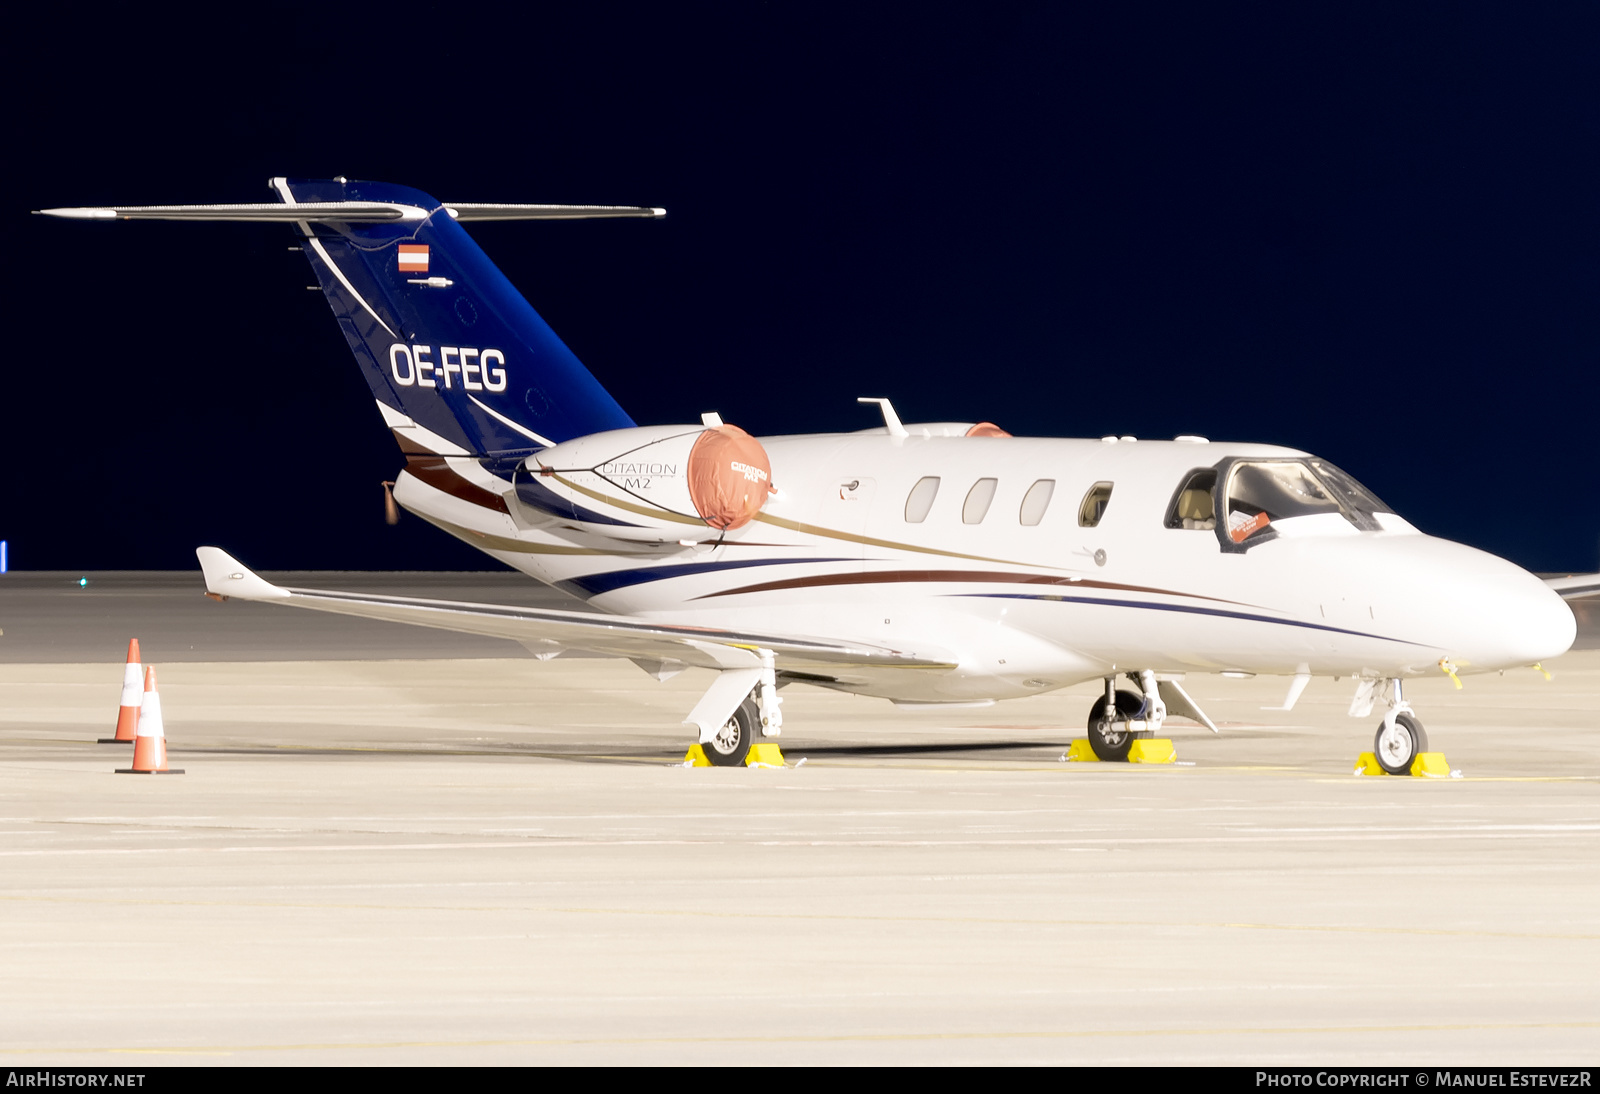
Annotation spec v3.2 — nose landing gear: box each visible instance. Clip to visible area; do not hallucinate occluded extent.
[1374,711,1429,775]
[1353,677,1431,776]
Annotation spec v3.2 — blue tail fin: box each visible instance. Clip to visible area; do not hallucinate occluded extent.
[276,178,636,457]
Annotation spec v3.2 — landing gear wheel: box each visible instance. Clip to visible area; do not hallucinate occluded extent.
[704,698,758,767]
[1374,712,1428,776]
[1086,689,1147,762]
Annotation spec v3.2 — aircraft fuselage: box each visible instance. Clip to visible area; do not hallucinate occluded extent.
[395,429,1575,705]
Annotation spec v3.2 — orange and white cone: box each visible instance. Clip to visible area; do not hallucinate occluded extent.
[116,667,184,775]
[99,639,143,744]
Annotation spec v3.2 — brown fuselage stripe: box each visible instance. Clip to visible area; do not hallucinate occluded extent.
[405,456,510,514]
[694,569,1250,605]
[393,432,435,456]
[419,513,641,556]
[393,449,1240,608]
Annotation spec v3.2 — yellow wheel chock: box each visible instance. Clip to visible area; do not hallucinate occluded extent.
[682,742,786,767]
[1065,739,1176,763]
[745,743,786,768]
[1354,751,1456,777]
[1128,739,1176,764]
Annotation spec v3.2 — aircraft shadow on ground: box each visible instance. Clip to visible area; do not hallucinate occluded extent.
[165,740,1059,762]
[778,740,1049,758]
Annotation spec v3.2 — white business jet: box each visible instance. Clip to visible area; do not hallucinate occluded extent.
[40,179,1584,773]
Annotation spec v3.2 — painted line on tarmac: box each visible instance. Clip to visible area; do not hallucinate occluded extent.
[38,807,1598,826]
[1,893,1596,942]
[3,822,1598,858]
[4,1019,1599,1057]
[14,740,1600,780]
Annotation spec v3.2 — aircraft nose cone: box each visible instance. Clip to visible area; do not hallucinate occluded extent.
[1362,536,1576,669]
[1445,551,1575,667]
[1505,578,1578,664]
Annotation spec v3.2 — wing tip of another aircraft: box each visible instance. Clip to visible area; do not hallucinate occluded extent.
[195,546,291,601]
[34,207,118,219]
[1545,573,1600,600]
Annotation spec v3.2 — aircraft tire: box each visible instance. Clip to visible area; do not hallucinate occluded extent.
[704,697,758,767]
[1086,690,1146,762]
[1373,712,1429,776]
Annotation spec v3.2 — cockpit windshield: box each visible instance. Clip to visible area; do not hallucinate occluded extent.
[1306,460,1392,530]
[1222,460,1394,543]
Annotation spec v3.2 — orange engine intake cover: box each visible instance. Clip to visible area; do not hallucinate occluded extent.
[687,425,773,530]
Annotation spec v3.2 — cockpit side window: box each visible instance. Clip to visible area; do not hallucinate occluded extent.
[1165,469,1216,530]
[1078,482,1113,527]
[1223,461,1341,543]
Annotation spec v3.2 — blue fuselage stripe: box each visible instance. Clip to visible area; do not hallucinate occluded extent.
[559,558,853,599]
[515,476,640,527]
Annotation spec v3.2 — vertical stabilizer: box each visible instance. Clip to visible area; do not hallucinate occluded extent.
[275,177,637,457]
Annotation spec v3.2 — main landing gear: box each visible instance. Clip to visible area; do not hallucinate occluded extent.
[1086,671,1166,761]
[1086,688,1148,761]
[686,649,785,767]
[703,697,760,767]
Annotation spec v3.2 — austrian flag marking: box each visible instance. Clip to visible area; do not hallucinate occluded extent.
[397,244,429,272]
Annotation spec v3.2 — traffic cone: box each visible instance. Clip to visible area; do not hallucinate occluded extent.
[116,667,184,775]
[99,639,143,743]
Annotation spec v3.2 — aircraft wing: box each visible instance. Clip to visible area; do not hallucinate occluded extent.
[1545,574,1600,600]
[195,547,955,676]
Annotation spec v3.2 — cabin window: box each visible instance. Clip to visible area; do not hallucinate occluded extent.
[963,478,998,524]
[904,476,940,523]
[1165,469,1217,530]
[1223,461,1342,543]
[1018,479,1055,526]
[1078,481,1113,527]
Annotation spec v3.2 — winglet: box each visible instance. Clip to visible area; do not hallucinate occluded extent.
[195,547,291,601]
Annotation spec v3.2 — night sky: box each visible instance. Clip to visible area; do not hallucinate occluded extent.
[4,4,1596,573]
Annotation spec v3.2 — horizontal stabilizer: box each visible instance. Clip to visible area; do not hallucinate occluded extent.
[37,202,664,224]
[36,202,429,223]
[444,204,665,221]
[194,547,955,675]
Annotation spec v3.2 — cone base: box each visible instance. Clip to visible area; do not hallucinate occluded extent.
[114,768,186,775]
[98,737,138,744]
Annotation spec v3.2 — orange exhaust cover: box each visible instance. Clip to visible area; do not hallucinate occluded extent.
[687,425,773,531]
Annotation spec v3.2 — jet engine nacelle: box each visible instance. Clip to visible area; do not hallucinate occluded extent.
[513,424,775,543]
